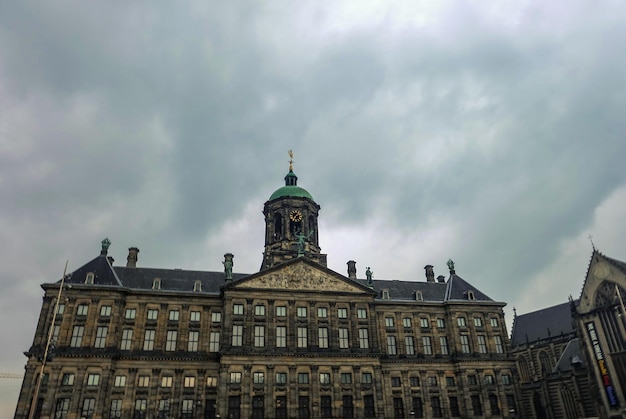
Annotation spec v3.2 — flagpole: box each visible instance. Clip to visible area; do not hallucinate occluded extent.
[28,261,68,419]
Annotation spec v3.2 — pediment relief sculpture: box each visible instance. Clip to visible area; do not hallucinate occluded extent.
[238,264,360,292]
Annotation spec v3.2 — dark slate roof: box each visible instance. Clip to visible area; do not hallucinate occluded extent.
[510,301,577,347]
[444,274,493,302]
[64,252,122,287]
[356,279,447,302]
[553,338,586,373]
[114,267,248,293]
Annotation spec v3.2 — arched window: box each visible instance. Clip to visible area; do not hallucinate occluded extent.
[518,356,531,382]
[538,351,553,375]
[273,213,283,240]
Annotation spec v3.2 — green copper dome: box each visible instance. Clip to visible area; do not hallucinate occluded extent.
[268,170,314,201]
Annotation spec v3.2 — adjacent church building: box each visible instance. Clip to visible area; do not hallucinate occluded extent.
[16,161,518,418]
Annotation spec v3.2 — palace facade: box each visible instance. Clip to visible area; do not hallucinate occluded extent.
[16,164,518,418]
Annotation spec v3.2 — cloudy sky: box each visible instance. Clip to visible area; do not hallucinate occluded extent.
[1,0,626,413]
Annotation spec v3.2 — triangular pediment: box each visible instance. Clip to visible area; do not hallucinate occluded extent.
[230,259,374,294]
[578,250,626,313]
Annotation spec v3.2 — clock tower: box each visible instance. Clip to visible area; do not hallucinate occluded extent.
[261,153,327,270]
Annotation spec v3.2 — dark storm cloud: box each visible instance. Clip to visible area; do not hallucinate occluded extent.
[1,1,626,414]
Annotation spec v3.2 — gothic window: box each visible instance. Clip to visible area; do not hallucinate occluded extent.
[539,351,553,375]
[518,356,531,382]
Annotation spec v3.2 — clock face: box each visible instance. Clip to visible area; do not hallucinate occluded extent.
[289,210,303,222]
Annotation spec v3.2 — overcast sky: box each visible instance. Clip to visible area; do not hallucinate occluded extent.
[1,0,626,414]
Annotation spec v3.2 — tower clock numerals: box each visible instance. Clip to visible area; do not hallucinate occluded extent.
[289,210,303,222]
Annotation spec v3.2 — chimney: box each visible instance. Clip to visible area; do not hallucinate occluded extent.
[347,260,357,279]
[126,247,139,268]
[437,275,446,283]
[424,265,435,283]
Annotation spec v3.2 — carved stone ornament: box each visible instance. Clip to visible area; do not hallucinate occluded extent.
[239,263,361,292]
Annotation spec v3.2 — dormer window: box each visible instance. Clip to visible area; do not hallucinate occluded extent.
[467,290,475,300]
[193,280,202,292]
[382,289,390,300]
[414,291,423,301]
[152,278,161,290]
[85,272,95,285]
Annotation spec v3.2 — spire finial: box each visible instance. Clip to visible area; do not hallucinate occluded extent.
[288,149,294,172]
[588,233,596,251]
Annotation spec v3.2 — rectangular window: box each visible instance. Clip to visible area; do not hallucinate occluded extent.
[297,307,307,318]
[184,376,195,388]
[410,376,420,387]
[460,335,470,353]
[55,398,70,417]
[428,376,438,386]
[298,372,309,384]
[275,372,287,385]
[364,395,375,418]
[114,375,126,387]
[362,372,373,384]
[478,335,487,353]
[494,336,504,353]
[357,308,368,319]
[211,312,222,323]
[206,376,218,387]
[502,374,511,385]
[489,394,501,415]
[422,336,432,355]
[446,376,455,386]
[297,327,308,348]
[440,336,449,355]
[318,327,328,348]
[209,331,220,352]
[147,309,158,320]
[232,325,243,346]
[412,397,423,418]
[340,373,352,384]
[143,329,156,351]
[468,375,478,385]
[457,317,466,327]
[405,336,415,355]
[188,330,199,352]
[403,317,412,328]
[343,395,354,418]
[94,326,108,348]
[359,328,369,349]
[110,400,122,418]
[321,395,332,418]
[124,308,136,319]
[474,317,483,327]
[190,311,201,322]
[233,304,244,315]
[276,306,286,317]
[86,373,100,386]
[485,375,495,385]
[121,329,133,350]
[168,310,179,321]
[81,398,96,417]
[255,305,265,316]
[387,336,397,355]
[437,318,445,328]
[76,304,89,316]
[254,326,265,347]
[299,396,310,418]
[385,317,394,327]
[70,326,84,347]
[100,305,112,317]
[338,308,348,319]
[276,326,286,348]
[339,328,349,349]
[135,399,147,414]
[393,397,404,418]
[230,372,242,384]
[161,376,173,387]
[490,317,499,327]
[56,304,65,315]
[320,372,331,385]
[471,395,483,416]
[182,399,194,414]
[431,396,442,417]
[138,375,150,387]
[61,373,75,386]
[253,372,265,384]
[166,330,177,351]
[449,396,460,417]
[317,307,328,318]
[51,324,60,343]
[420,318,429,328]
